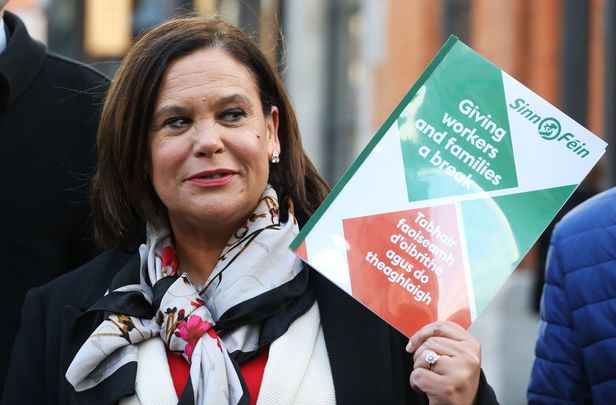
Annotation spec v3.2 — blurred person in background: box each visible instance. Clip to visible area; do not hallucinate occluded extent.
[2,16,498,405]
[528,187,616,403]
[532,184,597,313]
[0,0,108,394]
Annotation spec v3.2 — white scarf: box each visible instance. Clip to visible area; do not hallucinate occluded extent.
[66,186,308,404]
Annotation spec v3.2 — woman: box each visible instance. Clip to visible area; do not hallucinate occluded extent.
[2,17,497,405]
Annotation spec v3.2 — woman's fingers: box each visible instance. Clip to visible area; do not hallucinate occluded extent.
[414,349,451,374]
[409,350,480,405]
[406,320,468,353]
[410,367,443,393]
[406,320,482,404]
[411,336,457,364]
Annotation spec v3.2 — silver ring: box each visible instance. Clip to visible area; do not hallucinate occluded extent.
[425,350,440,371]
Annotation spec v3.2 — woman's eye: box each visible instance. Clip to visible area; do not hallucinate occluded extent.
[220,108,246,122]
[163,117,190,129]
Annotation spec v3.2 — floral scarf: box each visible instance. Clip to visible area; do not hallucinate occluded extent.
[65,186,315,404]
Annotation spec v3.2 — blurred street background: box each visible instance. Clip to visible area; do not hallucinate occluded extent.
[6,0,615,403]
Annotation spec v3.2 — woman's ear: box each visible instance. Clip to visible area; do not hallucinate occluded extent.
[266,106,281,158]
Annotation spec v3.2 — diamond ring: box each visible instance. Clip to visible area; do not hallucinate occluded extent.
[425,350,440,371]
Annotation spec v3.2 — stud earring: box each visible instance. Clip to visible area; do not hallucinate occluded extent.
[271,152,280,164]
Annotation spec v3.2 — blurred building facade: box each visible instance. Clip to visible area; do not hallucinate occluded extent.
[7,0,612,310]
[8,0,613,185]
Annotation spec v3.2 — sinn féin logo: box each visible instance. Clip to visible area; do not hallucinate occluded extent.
[538,117,561,140]
[508,98,589,158]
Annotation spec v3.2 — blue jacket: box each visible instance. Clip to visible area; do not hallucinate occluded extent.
[528,187,616,403]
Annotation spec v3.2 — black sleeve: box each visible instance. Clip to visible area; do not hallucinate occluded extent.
[1,287,48,404]
[476,369,499,404]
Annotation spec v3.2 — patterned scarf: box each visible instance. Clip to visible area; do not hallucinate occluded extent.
[66,186,315,404]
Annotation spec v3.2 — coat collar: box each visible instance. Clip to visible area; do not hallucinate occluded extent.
[313,269,386,402]
[0,11,46,109]
[313,269,421,404]
[60,247,143,405]
[0,18,7,54]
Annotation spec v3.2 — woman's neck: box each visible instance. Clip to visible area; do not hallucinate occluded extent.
[170,219,237,286]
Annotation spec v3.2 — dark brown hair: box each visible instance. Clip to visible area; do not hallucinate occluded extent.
[92,16,330,248]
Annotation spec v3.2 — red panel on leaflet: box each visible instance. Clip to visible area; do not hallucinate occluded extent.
[342,204,471,337]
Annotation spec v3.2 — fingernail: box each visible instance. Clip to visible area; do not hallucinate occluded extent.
[406,339,414,352]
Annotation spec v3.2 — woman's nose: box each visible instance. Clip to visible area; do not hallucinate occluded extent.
[193,122,224,157]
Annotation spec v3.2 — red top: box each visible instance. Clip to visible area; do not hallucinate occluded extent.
[167,347,269,405]
[166,351,191,397]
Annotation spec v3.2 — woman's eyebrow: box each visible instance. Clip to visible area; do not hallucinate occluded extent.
[216,93,251,106]
[151,105,190,122]
[152,94,252,122]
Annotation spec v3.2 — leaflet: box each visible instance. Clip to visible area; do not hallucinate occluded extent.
[290,36,607,337]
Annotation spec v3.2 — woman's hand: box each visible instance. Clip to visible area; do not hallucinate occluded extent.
[406,320,481,405]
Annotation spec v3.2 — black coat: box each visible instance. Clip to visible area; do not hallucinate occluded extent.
[0,11,109,391]
[1,241,498,404]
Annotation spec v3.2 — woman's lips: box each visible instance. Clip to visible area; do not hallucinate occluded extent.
[187,170,235,187]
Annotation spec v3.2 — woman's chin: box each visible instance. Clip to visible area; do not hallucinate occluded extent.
[171,206,247,232]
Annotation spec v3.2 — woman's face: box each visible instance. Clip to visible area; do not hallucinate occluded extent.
[148,47,280,236]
